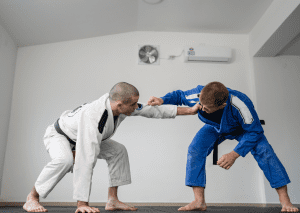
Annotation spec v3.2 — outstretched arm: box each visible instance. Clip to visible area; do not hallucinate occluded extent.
[130,102,202,118]
[148,86,203,107]
[177,103,202,115]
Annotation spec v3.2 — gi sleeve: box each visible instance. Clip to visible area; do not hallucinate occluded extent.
[73,109,104,202]
[130,103,177,118]
[160,85,203,106]
[232,96,264,157]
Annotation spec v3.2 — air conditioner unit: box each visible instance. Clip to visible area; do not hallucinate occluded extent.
[184,45,232,62]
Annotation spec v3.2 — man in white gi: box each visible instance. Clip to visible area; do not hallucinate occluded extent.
[23,82,201,213]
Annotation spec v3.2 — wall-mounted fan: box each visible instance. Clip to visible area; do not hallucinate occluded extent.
[138,45,160,65]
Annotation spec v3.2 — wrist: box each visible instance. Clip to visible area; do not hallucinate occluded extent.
[231,150,240,158]
[159,97,164,105]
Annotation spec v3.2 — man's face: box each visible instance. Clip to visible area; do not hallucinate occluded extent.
[118,95,139,116]
[200,102,223,114]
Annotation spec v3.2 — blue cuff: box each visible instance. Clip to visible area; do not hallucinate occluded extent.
[233,147,246,158]
[160,96,168,105]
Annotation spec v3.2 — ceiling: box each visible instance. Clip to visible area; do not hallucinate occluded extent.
[277,19,300,56]
[0,0,274,47]
[0,0,298,56]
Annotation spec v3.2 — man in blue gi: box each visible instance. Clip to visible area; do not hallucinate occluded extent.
[148,81,298,212]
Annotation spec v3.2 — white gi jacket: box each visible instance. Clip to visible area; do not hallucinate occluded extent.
[57,93,177,202]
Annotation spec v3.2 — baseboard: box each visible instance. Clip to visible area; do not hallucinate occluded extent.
[1,202,296,207]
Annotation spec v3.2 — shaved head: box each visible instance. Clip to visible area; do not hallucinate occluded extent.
[109,82,139,104]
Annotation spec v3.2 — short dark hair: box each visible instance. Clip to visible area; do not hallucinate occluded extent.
[200,81,229,106]
[109,82,139,103]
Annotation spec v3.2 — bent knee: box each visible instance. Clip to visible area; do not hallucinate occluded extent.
[116,143,128,155]
[51,156,73,168]
[188,144,206,156]
[253,140,274,156]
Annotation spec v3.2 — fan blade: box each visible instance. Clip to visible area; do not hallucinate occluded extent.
[149,49,158,56]
[149,56,156,63]
[139,50,146,56]
[141,56,149,63]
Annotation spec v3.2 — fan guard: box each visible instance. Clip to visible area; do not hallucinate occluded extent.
[138,45,159,65]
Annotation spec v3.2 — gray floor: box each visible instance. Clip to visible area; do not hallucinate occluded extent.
[0,206,290,212]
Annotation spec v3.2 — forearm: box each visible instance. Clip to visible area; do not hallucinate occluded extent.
[177,107,195,115]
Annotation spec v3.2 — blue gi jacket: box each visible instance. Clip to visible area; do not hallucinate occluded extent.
[161,85,264,157]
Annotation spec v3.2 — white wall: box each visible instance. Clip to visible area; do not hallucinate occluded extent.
[0,24,17,196]
[252,56,300,204]
[249,0,300,57]
[1,31,263,204]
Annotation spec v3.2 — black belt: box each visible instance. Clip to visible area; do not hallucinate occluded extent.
[213,137,220,165]
[54,119,76,146]
[213,120,265,165]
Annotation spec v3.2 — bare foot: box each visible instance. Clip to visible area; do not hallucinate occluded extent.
[105,199,137,211]
[23,193,48,212]
[178,200,207,211]
[281,201,299,212]
[279,193,299,212]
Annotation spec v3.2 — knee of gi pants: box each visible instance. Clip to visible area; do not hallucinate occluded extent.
[188,143,201,156]
[119,144,129,158]
[112,142,128,158]
[51,156,74,171]
[251,138,274,157]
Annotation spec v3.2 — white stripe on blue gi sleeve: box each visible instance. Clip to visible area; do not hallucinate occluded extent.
[185,93,199,100]
[231,95,254,124]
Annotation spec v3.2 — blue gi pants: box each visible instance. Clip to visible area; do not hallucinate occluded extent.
[186,124,290,189]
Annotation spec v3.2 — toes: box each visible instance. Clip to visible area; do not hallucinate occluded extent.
[128,207,138,211]
[281,206,299,212]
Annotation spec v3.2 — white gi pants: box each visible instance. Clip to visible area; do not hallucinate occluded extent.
[35,124,131,199]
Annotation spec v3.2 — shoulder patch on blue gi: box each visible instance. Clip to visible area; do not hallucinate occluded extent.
[136,103,143,110]
[231,95,254,124]
[98,110,108,134]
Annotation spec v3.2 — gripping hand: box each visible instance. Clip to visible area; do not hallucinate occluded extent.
[147,96,164,106]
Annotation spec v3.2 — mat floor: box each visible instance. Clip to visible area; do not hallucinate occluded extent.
[0,206,293,213]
